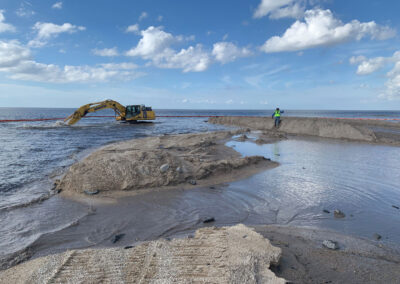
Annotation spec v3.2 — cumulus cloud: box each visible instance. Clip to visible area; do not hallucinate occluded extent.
[0,40,31,68]
[52,2,63,9]
[126,24,140,34]
[212,42,251,64]
[0,40,143,83]
[253,0,305,19]
[261,9,396,53]
[0,10,16,33]
[126,26,175,58]
[349,55,387,75]
[126,26,211,72]
[29,22,86,47]
[92,47,119,57]
[155,45,211,72]
[351,51,400,100]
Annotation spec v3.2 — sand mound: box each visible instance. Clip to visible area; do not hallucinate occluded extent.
[0,224,286,283]
[57,132,276,194]
[210,116,400,145]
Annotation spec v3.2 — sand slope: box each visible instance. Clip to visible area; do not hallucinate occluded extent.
[57,131,277,195]
[0,224,286,284]
[209,116,400,144]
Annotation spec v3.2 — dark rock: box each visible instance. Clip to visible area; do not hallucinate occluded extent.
[124,245,133,249]
[187,234,194,239]
[333,209,345,218]
[188,179,197,185]
[302,167,306,169]
[112,233,125,244]
[275,153,280,156]
[323,209,330,214]
[56,188,62,194]
[373,233,382,241]
[84,189,99,195]
[209,186,215,189]
[392,205,400,210]
[322,240,339,250]
[203,217,215,223]
[53,179,60,187]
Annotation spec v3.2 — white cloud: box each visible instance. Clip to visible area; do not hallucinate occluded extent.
[212,42,251,64]
[349,55,386,75]
[0,40,31,68]
[28,22,86,47]
[126,26,211,72]
[351,51,400,100]
[225,99,234,104]
[269,2,304,19]
[126,26,175,58]
[384,61,400,100]
[15,2,35,18]
[253,0,305,19]
[52,2,63,9]
[0,40,143,83]
[261,9,396,53]
[155,45,211,72]
[139,12,148,21]
[349,55,366,65]
[92,47,119,57]
[126,24,139,34]
[0,10,16,33]
[157,15,163,22]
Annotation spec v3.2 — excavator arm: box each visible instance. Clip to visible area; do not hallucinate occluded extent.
[64,100,127,125]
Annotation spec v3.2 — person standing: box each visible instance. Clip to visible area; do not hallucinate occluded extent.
[271,108,284,128]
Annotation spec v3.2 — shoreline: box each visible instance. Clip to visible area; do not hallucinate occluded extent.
[2,120,400,282]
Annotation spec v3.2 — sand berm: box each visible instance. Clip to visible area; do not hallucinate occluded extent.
[56,130,278,196]
[209,116,400,145]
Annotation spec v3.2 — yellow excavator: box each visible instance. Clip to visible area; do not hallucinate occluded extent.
[64,100,156,125]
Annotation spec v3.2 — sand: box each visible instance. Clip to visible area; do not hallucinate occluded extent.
[56,131,277,196]
[0,224,286,284]
[209,116,400,145]
[255,225,400,284]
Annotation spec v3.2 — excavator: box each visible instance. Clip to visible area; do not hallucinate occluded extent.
[64,100,156,125]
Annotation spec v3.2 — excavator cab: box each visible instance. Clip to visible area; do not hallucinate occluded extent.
[125,105,141,119]
[124,105,154,120]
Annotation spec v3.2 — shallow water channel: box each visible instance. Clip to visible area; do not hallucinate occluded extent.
[2,134,400,261]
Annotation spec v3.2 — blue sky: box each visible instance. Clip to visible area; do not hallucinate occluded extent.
[0,0,400,109]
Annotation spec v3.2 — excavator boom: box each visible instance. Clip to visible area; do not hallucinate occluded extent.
[64,100,155,125]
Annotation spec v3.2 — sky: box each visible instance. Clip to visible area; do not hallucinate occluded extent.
[0,0,400,109]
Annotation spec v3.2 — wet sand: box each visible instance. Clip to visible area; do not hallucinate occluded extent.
[56,130,277,197]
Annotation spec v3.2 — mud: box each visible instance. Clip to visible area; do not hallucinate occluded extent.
[209,116,400,145]
[0,224,286,284]
[57,131,277,196]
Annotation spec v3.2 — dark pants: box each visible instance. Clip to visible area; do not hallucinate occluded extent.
[274,117,280,127]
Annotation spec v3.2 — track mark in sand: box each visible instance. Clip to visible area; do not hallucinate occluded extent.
[0,224,286,283]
